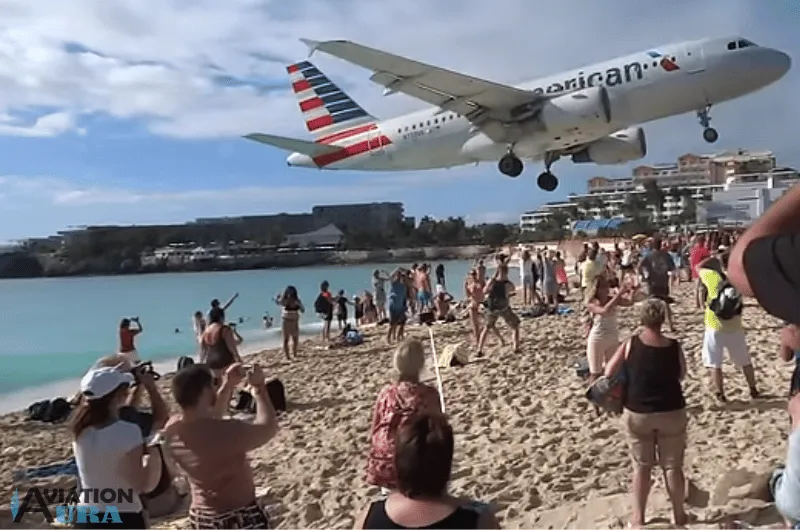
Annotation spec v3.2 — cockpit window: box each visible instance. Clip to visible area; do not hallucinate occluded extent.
[737,39,755,48]
[727,41,736,51]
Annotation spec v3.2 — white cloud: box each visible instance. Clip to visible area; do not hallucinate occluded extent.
[0,0,792,146]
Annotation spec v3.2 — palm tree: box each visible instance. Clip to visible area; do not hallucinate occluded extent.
[642,179,665,220]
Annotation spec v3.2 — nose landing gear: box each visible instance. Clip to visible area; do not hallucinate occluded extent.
[698,105,718,143]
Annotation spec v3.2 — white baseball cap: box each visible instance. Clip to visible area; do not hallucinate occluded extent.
[80,366,134,400]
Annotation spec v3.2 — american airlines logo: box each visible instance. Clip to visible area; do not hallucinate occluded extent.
[530,51,679,96]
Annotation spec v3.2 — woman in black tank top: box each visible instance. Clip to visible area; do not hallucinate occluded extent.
[603,298,688,529]
[356,414,498,530]
[200,308,241,374]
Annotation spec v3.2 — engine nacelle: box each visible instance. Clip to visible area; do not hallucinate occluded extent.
[571,126,647,165]
[539,86,611,133]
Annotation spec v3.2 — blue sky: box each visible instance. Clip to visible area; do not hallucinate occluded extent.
[0,0,797,242]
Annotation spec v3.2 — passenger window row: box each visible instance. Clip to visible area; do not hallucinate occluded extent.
[397,113,460,134]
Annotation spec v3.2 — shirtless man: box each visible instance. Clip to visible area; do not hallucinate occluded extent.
[415,263,433,311]
[464,269,506,347]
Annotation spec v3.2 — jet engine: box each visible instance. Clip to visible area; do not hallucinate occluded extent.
[571,126,647,165]
[539,86,612,134]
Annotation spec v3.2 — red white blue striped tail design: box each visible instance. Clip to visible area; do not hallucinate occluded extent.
[287,60,375,139]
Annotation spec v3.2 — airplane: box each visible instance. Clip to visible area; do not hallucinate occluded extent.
[244,37,791,191]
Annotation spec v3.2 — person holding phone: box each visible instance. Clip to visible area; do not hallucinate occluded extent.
[164,363,277,528]
[119,317,143,364]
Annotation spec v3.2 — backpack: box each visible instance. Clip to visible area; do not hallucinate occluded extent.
[314,293,330,314]
[177,356,194,371]
[708,272,743,320]
[486,280,509,312]
[27,398,72,424]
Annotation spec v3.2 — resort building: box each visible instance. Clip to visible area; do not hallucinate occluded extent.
[519,149,782,231]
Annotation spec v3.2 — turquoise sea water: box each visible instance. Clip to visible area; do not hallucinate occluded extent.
[0,261,473,399]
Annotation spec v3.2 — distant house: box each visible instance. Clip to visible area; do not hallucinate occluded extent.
[283,224,344,248]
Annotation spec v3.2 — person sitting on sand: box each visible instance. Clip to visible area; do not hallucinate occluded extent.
[697,254,760,402]
[434,287,455,321]
[163,363,277,528]
[585,276,634,384]
[200,308,242,378]
[119,317,143,363]
[604,298,689,529]
[71,366,161,529]
[387,269,410,344]
[367,339,441,492]
[359,413,500,529]
[275,285,304,361]
[476,262,520,357]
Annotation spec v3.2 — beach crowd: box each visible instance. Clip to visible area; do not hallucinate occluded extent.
[21,183,800,529]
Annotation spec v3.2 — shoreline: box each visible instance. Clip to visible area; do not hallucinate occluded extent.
[5,245,491,280]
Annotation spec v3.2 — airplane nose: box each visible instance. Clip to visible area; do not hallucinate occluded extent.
[286,152,313,167]
[774,50,792,77]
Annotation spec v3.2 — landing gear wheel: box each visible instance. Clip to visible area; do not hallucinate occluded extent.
[537,171,558,192]
[702,127,719,143]
[498,154,523,177]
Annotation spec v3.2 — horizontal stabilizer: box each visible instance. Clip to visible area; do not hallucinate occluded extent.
[243,133,343,156]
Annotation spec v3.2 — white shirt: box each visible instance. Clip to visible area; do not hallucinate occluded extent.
[73,421,144,512]
[621,249,632,266]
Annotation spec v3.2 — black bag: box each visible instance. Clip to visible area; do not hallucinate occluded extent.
[177,356,194,371]
[267,379,287,412]
[708,272,743,320]
[233,380,287,413]
[314,293,330,314]
[27,398,72,423]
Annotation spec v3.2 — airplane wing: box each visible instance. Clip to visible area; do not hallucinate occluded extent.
[243,133,344,156]
[300,39,541,140]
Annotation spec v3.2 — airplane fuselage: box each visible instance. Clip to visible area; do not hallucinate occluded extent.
[286,36,790,173]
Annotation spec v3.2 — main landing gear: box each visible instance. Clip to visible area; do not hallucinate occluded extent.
[698,105,719,143]
[498,152,523,178]
[497,150,560,191]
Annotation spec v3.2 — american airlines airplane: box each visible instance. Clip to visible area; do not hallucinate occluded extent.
[245,37,790,191]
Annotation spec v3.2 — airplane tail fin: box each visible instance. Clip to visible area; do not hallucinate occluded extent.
[286,60,375,140]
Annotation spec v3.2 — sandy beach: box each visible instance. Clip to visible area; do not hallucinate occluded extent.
[0,281,793,528]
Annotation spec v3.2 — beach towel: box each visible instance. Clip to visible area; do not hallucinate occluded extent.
[13,458,78,481]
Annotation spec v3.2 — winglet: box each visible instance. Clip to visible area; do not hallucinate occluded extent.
[299,38,321,58]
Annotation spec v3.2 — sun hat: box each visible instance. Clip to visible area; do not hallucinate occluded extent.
[80,366,134,400]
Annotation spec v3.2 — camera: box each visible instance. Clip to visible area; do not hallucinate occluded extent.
[132,361,160,381]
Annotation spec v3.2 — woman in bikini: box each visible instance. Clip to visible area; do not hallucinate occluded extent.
[464,269,505,347]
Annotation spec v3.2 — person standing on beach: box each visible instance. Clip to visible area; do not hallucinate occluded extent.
[697,255,759,402]
[639,235,676,332]
[554,251,569,297]
[541,251,559,307]
[477,262,520,357]
[200,308,242,378]
[604,299,689,529]
[585,276,633,384]
[164,363,277,528]
[689,234,711,309]
[415,264,434,312]
[435,263,446,291]
[314,281,334,342]
[387,270,409,344]
[372,270,391,321]
[519,250,534,306]
[208,293,239,321]
[334,289,352,330]
[192,312,206,347]
[119,317,143,363]
[275,286,304,360]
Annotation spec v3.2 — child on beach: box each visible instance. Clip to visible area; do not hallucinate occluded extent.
[334,290,352,329]
[314,281,334,342]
